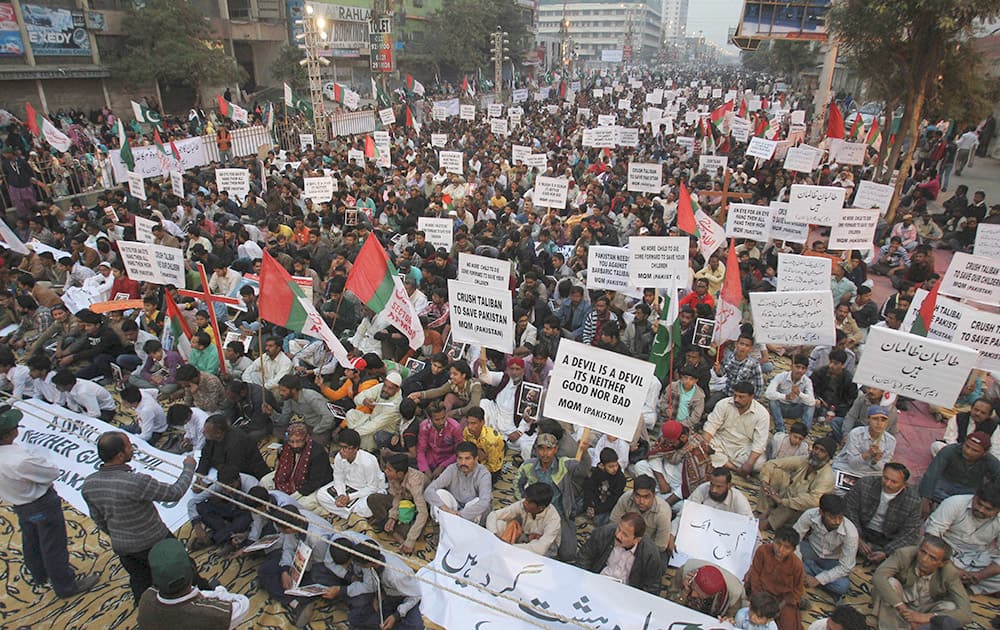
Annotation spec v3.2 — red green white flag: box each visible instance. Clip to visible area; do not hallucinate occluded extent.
[910,280,940,337]
[713,239,743,344]
[25,102,71,153]
[162,291,192,359]
[216,95,248,123]
[258,251,351,365]
[345,236,425,349]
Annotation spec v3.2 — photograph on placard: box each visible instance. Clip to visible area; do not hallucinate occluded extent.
[518,382,544,423]
[694,318,716,349]
[443,333,468,363]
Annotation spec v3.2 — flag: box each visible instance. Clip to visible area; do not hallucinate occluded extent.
[737,98,747,119]
[713,240,743,344]
[866,117,881,147]
[371,78,390,108]
[910,281,940,337]
[345,236,425,349]
[405,74,424,96]
[216,95,248,123]
[461,76,471,97]
[889,113,902,144]
[826,102,845,139]
[25,103,71,153]
[263,102,274,131]
[364,134,376,158]
[116,118,135,172]
[259,251,351,364]
[130,100,162,128]
[152,129,173,174]
[699,118,716,155]
[649,294,682,382]
[849,113,864,141]
[284,82,294,108]
[168,137,181,162]
[406,107,421,134]
[710,101,732,134]
[162,291,192,359]
[677,181,698,236]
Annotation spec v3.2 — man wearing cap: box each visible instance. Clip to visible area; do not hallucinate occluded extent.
[343,371,403,451]
[265,374,338,447]
[0,407,100,598]
[919,431,1000,516]
[831,405,896,481]
[634,420,713,504]
[258,423,332,513]
[759,437,837,531]
[670,561,744,618]
[577,512,665,594]
[925,483,1000,595]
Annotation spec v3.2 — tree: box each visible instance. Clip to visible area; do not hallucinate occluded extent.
[110,0,246,103]
[422,0,530,79]
[828,0,1000,220]
[270,44,308,91]
[742,40,820,88]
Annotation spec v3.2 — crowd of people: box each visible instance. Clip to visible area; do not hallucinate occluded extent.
[0,64,999,630]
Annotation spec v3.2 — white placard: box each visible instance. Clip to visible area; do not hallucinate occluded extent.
[676,136,695,158]
[14,400,194,533]
[583,126,617,148]
[457,252,511,288]
[459,104,475,121]
[169,170,184,198]
[711,88,723,99]
[627,236,689,288]
[597,114,616,127]
[852,180,895,214]
[303,176,336,203]
[698,155,728,173]
[511,88,528,103]
[627,162,663,194]
[134,216,157,244]
[790,110,806,125]
[786,184,846,225]
[533,176,568,209]
[487,103,503,118]
[903,290,1000,372]
[725,203,773,241]
[511,144,531,164]
[745,137,777,160]
[525,153,547,170]
[431,133,448,148]
[616,127,639,147]
[509,112,522,127]
[693,209,727,260]
[490,118,509,136]
[439,150,464,175]
[432,106,447,121]
[542,339,656,441]
[347,148,365,167]
[854,326,978,407]
[731,117,751,143]
[417,217,454,251]
[645,88,663,105]
[587,245,631,292]
[127,171,146,201]
[769,201,810,243]
[974,223,1000,259]
[783,146,816,173]
[378,108,396,126]
[750,290,836,346]
[831,139,866,165]
[940,253,1000,305]
[116,240,185,287]
[299,133,314,150]
[448,281,514,354]
[593,88,605,99]
[577,107,591,119]
[829,209,879,250]
[675,502,758,580]
[618,98,632,111]
[777,253,831,292]
[215,168,251,201]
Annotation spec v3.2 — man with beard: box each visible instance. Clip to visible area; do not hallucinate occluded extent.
[343,372,403,451]
[844,463,922,565]
[477,356,537,457]
[581,295,619,346]
[634,421,714,505]
[423,441,492,523]
[258,423,332,513]
[924,483,1000,595]
[577,512,664,594]
[759,437,837,531]
[793,493,858,601]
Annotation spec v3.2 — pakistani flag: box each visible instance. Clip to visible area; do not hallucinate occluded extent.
[649,294,682,382]
[117,118,135,172]
[131,100,162,128]
[284,83,313,117]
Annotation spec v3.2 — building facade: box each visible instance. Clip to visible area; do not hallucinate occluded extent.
[536,0,663,69]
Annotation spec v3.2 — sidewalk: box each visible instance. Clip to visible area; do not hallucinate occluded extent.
[939,156,1000,206]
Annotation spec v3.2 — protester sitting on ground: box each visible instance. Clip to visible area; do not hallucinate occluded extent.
[195,414,269,481]
[918,432,1000,516]
[793,493,858,603]
[130,339,183,397]
[924,483,1000,595]
[768,423,810,460]
[265,374,339,447]
[120,385,167,445]
[423,441,492,523]
[365,454,428,555]
[315,429,385,520]
[765,355,816,432]
[634,420,714,503]
[830,405,896,483]
[461,407,505,480]
[669,560,746,619]
[609,475,672,566]
[342,371,403,451]
[577,512,665,594]
[582,447,627,526]
[706,333,764,412]
[258,422,332,513]
[486,481,561,557]
[744,526,805,630]
[661,365,707,428]
[702,380,770,477]
[844,463,922,566]
[51,368,117,422]
[830,386,896,443]
[931,398,999,458]
[759,437,837,531]
[169,364,226,414]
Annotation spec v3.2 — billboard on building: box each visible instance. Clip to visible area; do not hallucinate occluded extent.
[0,3,24,56]
[369,16,394,72]
[736,0,831,41]
[22,4,91,56]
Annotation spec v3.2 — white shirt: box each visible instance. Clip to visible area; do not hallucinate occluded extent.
[184,407,209,451]
[793,507,859,586]
[957,130,979,151]
[832,427,896,477]
[0,443,60,505]
[134,388,168,442]
[66,378,117,416]
[686,482,754,517]
[332,449,386,499]
[31,371,64,406]
[925,494,1000,555]
[764,371,816,407]
[241,351,293,390]
[867,489,902,533]
[3,364,34,400]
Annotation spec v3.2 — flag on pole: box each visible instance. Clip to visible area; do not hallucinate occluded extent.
[910,281,940,337]
[849,113,864,141]
[364,134,376,158]
[406,107,421,134]
[130,100,162,128]
[345,236,425,349]
[738,98,747,119]
[677,181,699,237]
[25,103,71,153]
[826,102,845,139]
[648,293,682,382]
[152,129,174,173]
[405,74,424,96]
[116,118,135,172]
[371,77,390,108]
[259,251,351,365]
[713,240,743,344]
[162,291,192,359]
[216,95,248,123]
[263,101,274,131]
[866,117,881,147]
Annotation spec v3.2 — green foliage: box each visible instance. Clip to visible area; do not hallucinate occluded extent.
[270,44,308,91]
[110,0,246,90]
[423,0,531,76]
[741,41,820,84]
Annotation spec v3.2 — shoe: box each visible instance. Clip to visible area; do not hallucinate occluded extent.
[294,600,317,628]
[60,573,100,598]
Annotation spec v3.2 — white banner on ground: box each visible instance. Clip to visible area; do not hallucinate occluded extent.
[417,217,453,252]
[135,215,157,244]
[127,171,146,201]
[903,289,1000,372]
[459,105,475,121]
[303,176,336,203]
[448,281,514,354]
[675,502,758,579]
[543,339,656,441]
[110,136,205,181]
[746,137,777,160]
[214,168,251,201]
[587,245,631,292]
[769,201,810,244]
[378,108,395,126]
[853,180,894,214]
[627,162,662,194]
[829,209,880,250]
[0,218,29,254]
[786,184,846,225]
[750,290,836,346]
[169,170,184,198]
[431,133,447,148]
[533,176,569,209]
[627,236,689,288]
[116,241,186,287]
[777,253,831,292]
[940,252,1000,305]
[698,155,728,173]
[439,150,463,175]
[725,203,773,241]
[457,252,511,288]
[418,512,728,630]
[974,223,1000,259]
[854,326,978,407]
[14,400,194,533]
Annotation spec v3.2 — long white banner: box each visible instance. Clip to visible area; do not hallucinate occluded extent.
[14,399,194,533]
[110,136,206,182]
[417,511,732,630]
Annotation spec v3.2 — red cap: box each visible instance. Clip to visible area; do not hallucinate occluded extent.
[661,421,684,441]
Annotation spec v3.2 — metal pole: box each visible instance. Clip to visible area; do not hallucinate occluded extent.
[304,6,328,143]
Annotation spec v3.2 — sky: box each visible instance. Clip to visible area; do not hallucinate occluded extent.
[685,0,744,49]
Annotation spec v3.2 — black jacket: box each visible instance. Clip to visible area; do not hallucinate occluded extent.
[197,427,269,479]
[576,523,664,594]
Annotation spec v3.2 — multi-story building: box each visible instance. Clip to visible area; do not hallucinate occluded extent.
[536,0,663,69]
[661,0,686,41]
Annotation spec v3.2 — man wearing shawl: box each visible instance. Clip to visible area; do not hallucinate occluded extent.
[260,423,332,511]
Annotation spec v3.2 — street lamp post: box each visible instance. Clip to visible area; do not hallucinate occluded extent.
[297,4,331,143]
[493,27,509,102]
